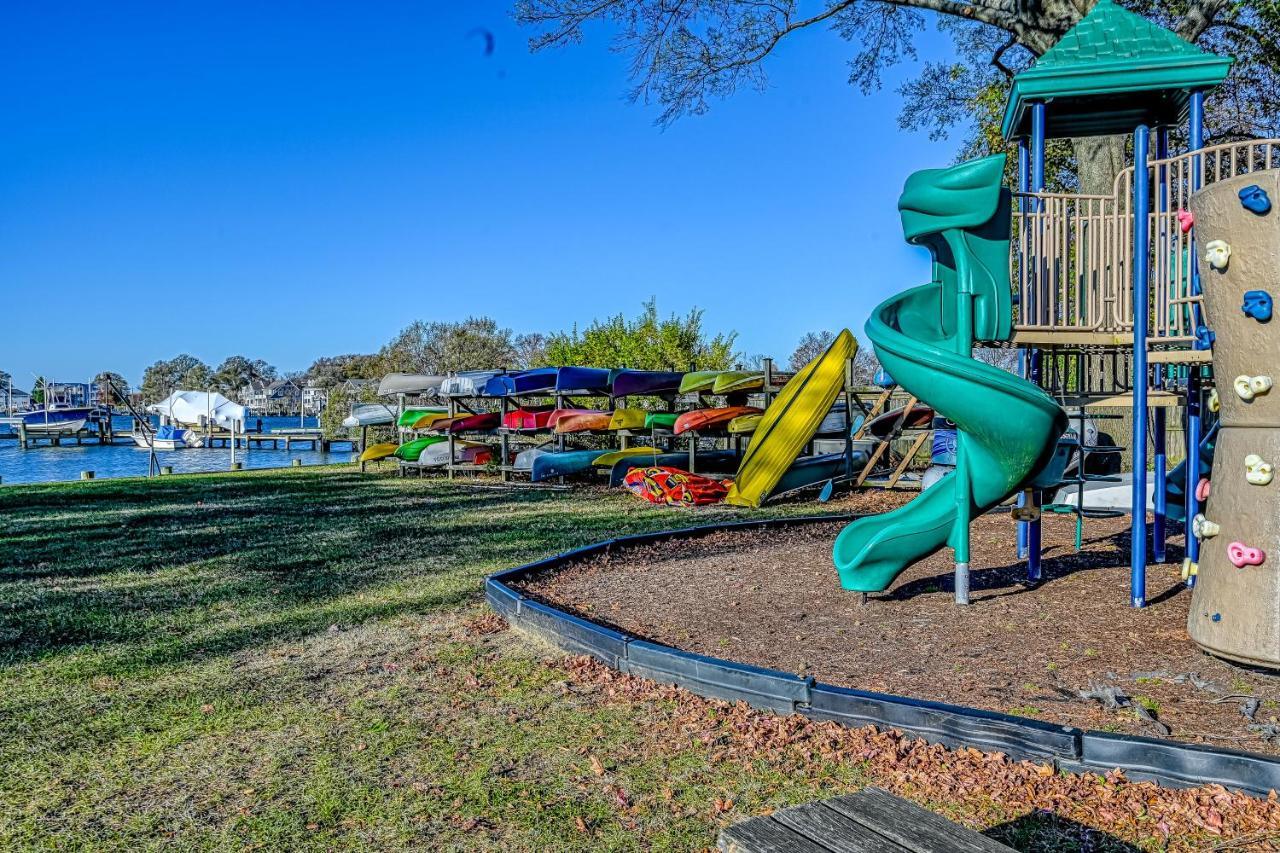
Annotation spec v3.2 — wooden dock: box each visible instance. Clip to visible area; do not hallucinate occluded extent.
[203,429,358,452]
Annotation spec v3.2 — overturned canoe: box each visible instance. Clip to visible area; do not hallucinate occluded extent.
[431,412,501,434]
[531,449,609,482]
[554,411,614,434]
[415,439,493,467]
[673,406,762,435]
[612,370,686,397]
[410,411,453,430]
[394,436,448,461]
[398,407,448,428]
[440,370,503,397]
[607,409,649,431]
[483,368,559,397]
[678,371,724,394]
[555,367,614,394]
[503,407,555,431]
[644,412,679,431]
[591,446,663,468]
[712,371,765,394]
[358,442,400,463]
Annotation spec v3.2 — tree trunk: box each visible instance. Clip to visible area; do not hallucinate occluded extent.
[1072,133,1128,195]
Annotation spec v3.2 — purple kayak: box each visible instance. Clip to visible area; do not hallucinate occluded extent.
[611,370,686,398]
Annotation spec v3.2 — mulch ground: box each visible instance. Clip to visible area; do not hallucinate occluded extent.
[519,491,1280,757]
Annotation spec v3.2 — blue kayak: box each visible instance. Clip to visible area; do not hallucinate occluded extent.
[484,367,559,397]
[531,449,610,482]
[606,450,742,487]
[555,367,614,395]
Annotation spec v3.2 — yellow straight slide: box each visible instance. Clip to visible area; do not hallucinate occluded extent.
[724,329,856,507]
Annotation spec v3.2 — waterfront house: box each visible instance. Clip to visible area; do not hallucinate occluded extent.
[302,382,328,416]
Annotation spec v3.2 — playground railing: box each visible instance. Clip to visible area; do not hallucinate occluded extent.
[1013,138,1280,348]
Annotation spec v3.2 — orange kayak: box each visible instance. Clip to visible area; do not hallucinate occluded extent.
[673,406,762,435]
[554,411,614,434]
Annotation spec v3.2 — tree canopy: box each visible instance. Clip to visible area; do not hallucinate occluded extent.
[212,356,278,395]
[378,317,522,375]
[139,354,212,402]
[516,1,1278,191]
[544,299,739,371]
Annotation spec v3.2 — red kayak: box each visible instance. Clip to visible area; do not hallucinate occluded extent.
[673,406,762,435]
[546,409,607,430]
[502,407,555,431]
[554,411,614,434]
[432,411,501,434]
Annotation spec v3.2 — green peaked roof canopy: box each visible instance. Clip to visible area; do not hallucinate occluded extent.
[1002,0,1232,140]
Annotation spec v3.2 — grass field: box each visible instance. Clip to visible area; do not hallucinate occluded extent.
[2,466,1274,851]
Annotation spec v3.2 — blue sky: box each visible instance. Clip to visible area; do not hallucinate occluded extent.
[1,2,963,387]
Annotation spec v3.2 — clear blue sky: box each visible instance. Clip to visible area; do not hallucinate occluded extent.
[1,2,963,387]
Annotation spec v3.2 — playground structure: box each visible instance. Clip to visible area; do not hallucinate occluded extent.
[826,0,1280,667]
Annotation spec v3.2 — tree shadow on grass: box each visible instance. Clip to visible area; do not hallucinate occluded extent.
[984,810,1142,851]
[0,473,717,670]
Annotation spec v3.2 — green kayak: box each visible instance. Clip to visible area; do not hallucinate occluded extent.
[678,371,723,394]
[397,407,447,428]
[394,435,447,461]
[644,412,679,431]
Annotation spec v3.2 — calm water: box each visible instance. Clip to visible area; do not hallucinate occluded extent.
[0,415,358,486]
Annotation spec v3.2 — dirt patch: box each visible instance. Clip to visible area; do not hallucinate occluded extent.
[519,502,1280,755]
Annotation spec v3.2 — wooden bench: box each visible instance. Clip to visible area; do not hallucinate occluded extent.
[718,787,1014,853]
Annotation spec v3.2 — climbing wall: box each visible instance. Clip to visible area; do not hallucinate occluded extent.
[1188,169,1280,668]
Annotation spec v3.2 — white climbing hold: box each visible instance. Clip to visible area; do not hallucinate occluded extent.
[1245,454,1275,485]
[1208,388,1221,412]
[1234,374,1273,401]
[1205,239,1232,271]
[1192,514,1221,539]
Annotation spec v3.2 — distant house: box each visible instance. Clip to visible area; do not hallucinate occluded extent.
[263,379,302,415]
[238,381,270,412]
[2,385,32,413]
[46,381,91,407]
[301,382,328,416]
[338,378,376,397]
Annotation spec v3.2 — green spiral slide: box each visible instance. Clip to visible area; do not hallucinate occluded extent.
[833,154,1067,594]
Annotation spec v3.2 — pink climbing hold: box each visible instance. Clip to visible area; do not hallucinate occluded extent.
[1177,209,1195,233]
[1195,477,1211,502]
[1228,541,1266,568]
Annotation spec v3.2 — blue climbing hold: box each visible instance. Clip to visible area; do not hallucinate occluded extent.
[1195,325,1216,349]
[1243,290,1273,322]
[1239,184,1272,215]
[873,369,895,388]
[1212,612,1222,622]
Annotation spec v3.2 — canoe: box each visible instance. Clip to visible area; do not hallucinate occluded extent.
[397,407,447,428]
[440,370,503,397]
[343,403,397,428]
[678,371,723,394]
[644,412,679,431]
[415,439,492,467]
[607,409,649,431]
[394,435,448,461]
[503,407,555,431]
[378,373,447,396]
[555,367,614,394]
[359,442,400,463]
[554,411,614,434]
[483,367,559,397]
[769,451,870,498]
[725,329,855,508]
[531,449,609,482]
[512,444,556,472]
[728,413,762,434]
[863,404,934,438]
[606,450,742,487]
[712,371,765,394]
[410,411,453,430]
[433,412,500,434]
[547,409,606,429]
[612,370,686,397]
[673,406,762,435]
[591,447,662,468]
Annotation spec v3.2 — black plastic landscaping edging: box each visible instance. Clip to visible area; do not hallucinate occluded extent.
[486,515,1280,798]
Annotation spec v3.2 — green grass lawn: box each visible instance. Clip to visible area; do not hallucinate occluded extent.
[0,465,855,851]
[3,466,1272,852]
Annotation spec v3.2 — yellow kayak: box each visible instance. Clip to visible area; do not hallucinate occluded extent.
[713,371,765,394]
[358,442,400,463]
[728,413,763,434]
[608,409,649,431]
[410,411,452,430]
[591,446,662,468]
[726,330,856,508]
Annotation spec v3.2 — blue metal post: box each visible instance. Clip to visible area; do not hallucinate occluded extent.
[1153,128,1169,562]
[1027,102,1046,582]
[1131,125,1151,608]
[1185,90,1206,583]
[1017,136,1031,561]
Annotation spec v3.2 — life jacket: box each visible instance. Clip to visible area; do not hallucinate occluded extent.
[622,466,729,506]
